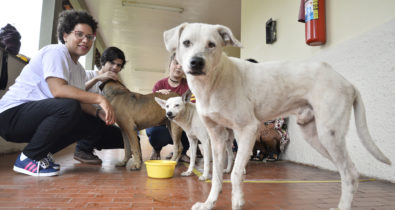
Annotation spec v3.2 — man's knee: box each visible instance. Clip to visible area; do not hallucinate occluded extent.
[45,98,82,122]
[58,98,81,113]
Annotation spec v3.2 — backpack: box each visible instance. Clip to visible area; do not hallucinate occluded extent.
[0,24,21,90]
[0,24,21,55]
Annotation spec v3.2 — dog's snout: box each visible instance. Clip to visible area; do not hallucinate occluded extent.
[190,56,205,73]
[166,111,173,119]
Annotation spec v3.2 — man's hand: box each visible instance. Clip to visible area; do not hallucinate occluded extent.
[156,89,171,94]
[47,77,116,125]
[97,95,116,125]
[98,71,119,82]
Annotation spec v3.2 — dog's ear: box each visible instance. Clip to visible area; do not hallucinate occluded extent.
[182,89,192,103]
[154,97,166,109]
[163,23,188,53]
[216,25,243,48]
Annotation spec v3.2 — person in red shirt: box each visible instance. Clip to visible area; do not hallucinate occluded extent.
[147,53,191,162]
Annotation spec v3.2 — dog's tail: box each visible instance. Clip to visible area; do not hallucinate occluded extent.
[353,89,391,165]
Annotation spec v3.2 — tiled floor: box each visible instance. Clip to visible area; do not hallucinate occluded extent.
[0,133,394,210]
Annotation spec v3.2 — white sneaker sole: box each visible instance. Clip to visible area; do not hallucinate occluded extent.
[13,166,60,177]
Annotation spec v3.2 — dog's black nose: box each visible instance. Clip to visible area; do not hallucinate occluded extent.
[167,111,173,118]
[190,56,205,72]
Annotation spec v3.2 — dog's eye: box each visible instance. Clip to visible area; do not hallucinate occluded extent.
[166,105,169,108]
[175,104,179,107]
[208,42,216,48]
[183,40,191,47]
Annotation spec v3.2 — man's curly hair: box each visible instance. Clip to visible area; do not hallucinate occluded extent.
[57,10,98,44]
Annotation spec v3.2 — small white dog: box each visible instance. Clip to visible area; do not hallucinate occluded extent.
[163,23,391,210]
[155,91,234,181]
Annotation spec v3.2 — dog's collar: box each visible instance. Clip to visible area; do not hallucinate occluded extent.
[99,79,119,90]
[99,80,109,91]
[168,78,180,84]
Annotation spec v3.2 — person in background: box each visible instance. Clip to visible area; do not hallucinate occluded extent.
[73,46,126,164]
[0,10,121,176]
[85,46,125,94]
[146,53,191,162]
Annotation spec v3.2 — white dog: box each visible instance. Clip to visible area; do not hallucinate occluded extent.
[163,23,391,210]
[155,91,234,181]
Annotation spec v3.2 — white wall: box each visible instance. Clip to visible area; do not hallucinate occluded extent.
[241,0,395,182]
[120,46,240,94]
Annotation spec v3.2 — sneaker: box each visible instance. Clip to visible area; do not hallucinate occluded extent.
[13,154,59,177]
[46,153,60,170]
[179,154,190,163]
[73,149,102,164]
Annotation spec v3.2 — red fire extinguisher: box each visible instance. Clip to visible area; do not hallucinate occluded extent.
[305,0,326,46]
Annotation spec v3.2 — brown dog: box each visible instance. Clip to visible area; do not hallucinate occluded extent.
[100,80,184,170]
[252,122,281,161]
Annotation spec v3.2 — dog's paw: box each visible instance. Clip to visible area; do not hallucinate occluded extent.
[232,199,245,210]
[181,171,192,176]
[232,194,245,210]
[115,160,127,167]
[129,161,142,170]
[192,202,213,210]
[198,175,209,181]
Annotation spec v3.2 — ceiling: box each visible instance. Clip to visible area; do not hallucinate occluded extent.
[76,0,241,92]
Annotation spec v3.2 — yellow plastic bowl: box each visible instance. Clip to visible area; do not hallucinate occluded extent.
[145,160,177,178]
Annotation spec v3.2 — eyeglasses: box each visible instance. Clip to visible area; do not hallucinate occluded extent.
[72,31,96,41]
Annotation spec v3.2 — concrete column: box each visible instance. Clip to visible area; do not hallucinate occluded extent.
[39,0,63,48]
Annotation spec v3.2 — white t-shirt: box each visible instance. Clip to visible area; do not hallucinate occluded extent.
[85,70,102,94]
[0,44,86,113]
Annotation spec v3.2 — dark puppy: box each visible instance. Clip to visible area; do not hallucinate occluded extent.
[252,122,281,161]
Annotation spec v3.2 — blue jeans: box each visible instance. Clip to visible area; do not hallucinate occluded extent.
[146,125,189,155]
